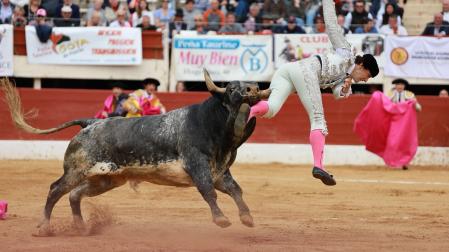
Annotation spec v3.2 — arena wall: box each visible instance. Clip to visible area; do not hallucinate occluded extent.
[0,89,448,165]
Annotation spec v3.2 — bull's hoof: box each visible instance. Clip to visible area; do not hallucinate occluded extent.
[213,216,232,228]
[240,214,254,227]
[73,217,88,235]
[32,224,54,237]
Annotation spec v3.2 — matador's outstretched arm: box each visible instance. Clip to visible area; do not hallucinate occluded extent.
[322,0,351,50]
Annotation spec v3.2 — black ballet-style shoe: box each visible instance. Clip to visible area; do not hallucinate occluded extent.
[312,167,336,186]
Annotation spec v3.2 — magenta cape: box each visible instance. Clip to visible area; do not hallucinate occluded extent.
[353,91,418,167]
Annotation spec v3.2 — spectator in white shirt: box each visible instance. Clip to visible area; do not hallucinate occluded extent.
[379,14,407,35]
[109,9,130,27]
[131,0,153,27]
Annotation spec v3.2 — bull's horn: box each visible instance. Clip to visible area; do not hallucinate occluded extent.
[203,68,226,93]
[258,88,272,100]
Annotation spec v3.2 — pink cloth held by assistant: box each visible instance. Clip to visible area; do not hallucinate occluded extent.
[353,91,418,167]
[95,95,115,119]
[0,200,7,219]
[310,129,326,170]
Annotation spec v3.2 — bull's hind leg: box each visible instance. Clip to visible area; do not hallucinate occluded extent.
[215,170,254,227]
[69,176,126,230]
[185,157,231,228]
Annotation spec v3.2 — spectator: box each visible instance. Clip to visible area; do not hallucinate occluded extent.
[305,0,322,28]
[421,13,449,37]
[23,0,42,21]
[105,0,129,25]
[336,0,352,16]
[203,0,225,32]
[286,0,309,27]
[55,0,79,22]
[280,15,306,34]
[241,3,262,33]
[355,17,378,33]
[169,8,187,37]
[131,0,153,27]
[87,10,106,26]
[30,8,53,43]
[313,15,325,33]
[41,0,58,17]
[183,0,201,30]
[176,81,186,92]
[439,89,449,97]
[443,0,449,22]
[194,0,209,12]
[376,2,401,30]
[219,12,245,33]
[109,9,130,27]
[95,82,129,119]
[263,0,286,25]
[154,0,175,30]
[54,5,77,26]
[85,0,106,27]
[191,14,207,34]
[137,14,157,30]
[219,0,237,15]
[124,79,166,117]
[344,0,373,32]
[337,13,350,34]
[0,0,15,24]
[380,15,407,35]
[12,5,26,27]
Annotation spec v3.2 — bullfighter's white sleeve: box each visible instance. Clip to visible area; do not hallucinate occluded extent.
[323,0,351,50]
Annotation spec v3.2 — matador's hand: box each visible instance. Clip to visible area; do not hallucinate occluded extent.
[342,77,352,94]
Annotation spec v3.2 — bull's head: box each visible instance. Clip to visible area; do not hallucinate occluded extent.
[203,69,270,107]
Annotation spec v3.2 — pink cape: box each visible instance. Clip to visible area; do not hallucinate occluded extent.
[95,95,115,119]
[353,91,418,167]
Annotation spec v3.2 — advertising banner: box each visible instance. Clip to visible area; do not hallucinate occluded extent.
[0,25,14,76]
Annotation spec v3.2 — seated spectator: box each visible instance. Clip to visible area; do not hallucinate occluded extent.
[386,78,422,111]
[87,10,106,26]
[0,0,15,24]
[313,15,325,33]
[124,79,166,117]
[439,89,449,97]
[379,15,407,35]
[54,5,78,27]
[109,9,130,27]
[191,14,207,34]
[176,81,186,92]
[421,13,449,37]
[219,12,245,33]
[241,3,262,33]
[286,0,308,27]
[376,2,402,30]
[203,0,224,32]
[443,0,449,22]
[131,0,153,27]
[183,0,201,30]
[95,82,129,119]
[137,14,157,30]
[30,8,53,43]
[105,0,129,25]
[154,0,174,30]
[338,14,350,35]
[344,0,374,33]
[85,0,106,27]
[12,5,26,27]
[55,0,79,23]
[23,0,42,22]
[169,8,187,37]
[219,0,237,15]
[280,15,306,34]
[263,0,286,25]
[355,17,378,33]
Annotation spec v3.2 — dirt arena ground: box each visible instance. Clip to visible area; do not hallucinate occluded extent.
[1,160,449,251]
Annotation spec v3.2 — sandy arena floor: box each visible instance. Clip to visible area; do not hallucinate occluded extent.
[0,160,449,251]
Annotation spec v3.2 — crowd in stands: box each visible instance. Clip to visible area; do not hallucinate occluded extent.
[0,0,447,36]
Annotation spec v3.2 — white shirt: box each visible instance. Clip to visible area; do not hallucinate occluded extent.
[379,24,408,36]
[109,20,131,27]
[443,12,449,23]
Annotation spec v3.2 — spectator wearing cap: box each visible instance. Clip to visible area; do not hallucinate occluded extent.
[54,5,78,26]
[219,12,245,34]
[203,0,225,32]
[379,14,407,35]
[279,15,306,34]
[0,0,15,24]
[354,17,378,33]
[29,8,53,43]
[55,0,79,22]
[241,3,262,33]
[169,8,187,38]
[131,0,153,27]
[95,82,129,119]
[386,78,422,111]
[183,0,201,30]
[443,0,449,22]
[154,0,175,30]
[109,9,130,27]
[421,12,449,38]
[85,0,106,27]
[344,0,373,33]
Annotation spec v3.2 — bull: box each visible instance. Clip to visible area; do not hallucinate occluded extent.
[0,71,270,236]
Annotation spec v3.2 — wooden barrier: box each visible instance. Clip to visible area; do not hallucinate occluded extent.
[0,88,448,146]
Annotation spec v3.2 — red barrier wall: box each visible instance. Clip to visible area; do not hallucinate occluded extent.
[0,88,448,146]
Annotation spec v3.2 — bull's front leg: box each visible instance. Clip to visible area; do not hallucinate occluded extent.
[215,170,254,227]
[185,156,231,228]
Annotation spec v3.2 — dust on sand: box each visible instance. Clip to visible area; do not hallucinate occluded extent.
[1,160,449,251]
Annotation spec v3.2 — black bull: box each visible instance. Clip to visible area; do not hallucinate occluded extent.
[0,71,271,236]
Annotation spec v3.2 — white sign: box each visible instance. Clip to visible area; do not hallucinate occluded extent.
[25,26,142,65]
[385,36,449,79]
[0,25,14,76]
[172,35,273,81]
[274,34,332,68]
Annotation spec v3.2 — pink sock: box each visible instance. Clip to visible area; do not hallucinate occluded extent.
[0,200,7,220]
[310,129,326,170]
[248,101,269,120]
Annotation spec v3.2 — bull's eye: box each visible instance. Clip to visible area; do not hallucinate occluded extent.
[246,87,251,93]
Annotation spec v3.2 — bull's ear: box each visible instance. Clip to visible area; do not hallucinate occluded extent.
[203,68,226,94]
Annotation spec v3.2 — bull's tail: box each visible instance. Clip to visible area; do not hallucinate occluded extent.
[0,78,97,135]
